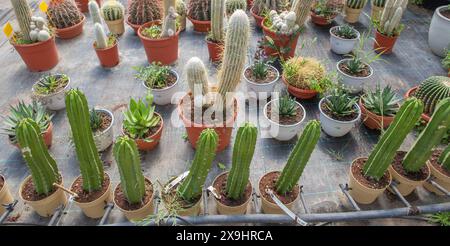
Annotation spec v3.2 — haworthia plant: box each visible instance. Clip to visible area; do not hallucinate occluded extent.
[178,129,218,201]
[65,89,104,192]
[89,0,102,24]
[290,0,314,27]
[402,98,450,172]
[101,0,125,21]
[363,98,424,180]
[10,0,32,41]
[226,122,257,200]
[113,136,145,204]
[211,0,225,42]
[276,120,321,194]
[439,145,450,171]
[16,118,59,195]
[94,23,108,49]
[346,0,367,9]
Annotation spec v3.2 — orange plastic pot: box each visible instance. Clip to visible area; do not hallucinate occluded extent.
[124,113,164,151]
[310,11,336,26]
[138,21,179,65]
[187,16,211,32]
[206,39,223,62]
[12,37,59,72]
[247,0,253,10]
[282,75,317,99]
[75,0,102,12]
[262,19,300,60]
[11,121,53,149]
[404,86,431,122]
[94,41,120,68]
[374,29,398,54]
[126,16,141,34]
[251,8,264,28]
[56,15,85,39]
[359,98,395,130]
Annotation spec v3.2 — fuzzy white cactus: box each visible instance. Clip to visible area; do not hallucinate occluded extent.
[29,16,50,42]
[161,7,178,37]
[185,57,210,107]
[94,23,108,49]
[268,10,299,35]
[89,0,102,24]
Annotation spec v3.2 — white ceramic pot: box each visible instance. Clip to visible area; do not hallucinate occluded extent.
[32,74,71,111]
[329,26,360,55]
[263,99,306,141]
[428,6,450,57]
[319,96,361,137]
[142,70,179,105]
[244,64,280,100]
[336,59,373,93]
[93,108,114,152]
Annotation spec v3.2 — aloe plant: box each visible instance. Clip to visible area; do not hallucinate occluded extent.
[362,85,400,116]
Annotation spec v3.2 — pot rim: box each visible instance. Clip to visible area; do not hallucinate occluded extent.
[186,15,211,24]
[122,112,164,141]
[93,108,115,136]
[319,96,362,124]
[281,74,317,93]
[350,157,392,191]
[19,174,64,202]
[70,172,111,205]
[10,35,56,48]
[138,21,181,42]
[212,171,253,208]
[113,177,155,212]
[263,98,306,127]
[126,15,142,27]
[359,97,397,119]
[428,159,450,179]
[389,152,432,183]
[336,58,374,79]
[310,10,338,20]
[142,69,179,92]
[261,18,299,39]
[56,14,85,32]
[375,28,398,39]
[329,25,360,41]
[258,171,299,206]
[93,39,118,51]
[32,73,71,97]
[243,64,280,86]
[436,5,450,22]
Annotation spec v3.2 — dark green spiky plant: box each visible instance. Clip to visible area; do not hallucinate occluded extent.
[16,118,59,195]
[113,136,145,204]
[414,76,450,115]
[65,89,104,192]
[178,129,218,201]
[276,120,321,194]
[439,145,450,171]
[226,122,257,200]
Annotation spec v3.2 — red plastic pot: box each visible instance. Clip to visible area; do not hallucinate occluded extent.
[282,75,317,99]
[247,0,253,10]
[374,29,398,54]
[94,41,120,68]
[12,122,53,149]
[138,21,179,65]
[75,0,102,12]
[126,16,141,34]
[123,113,164,151]
[187,16,211,33]
[404,86,431,122]
[56,15,85,39]
[310,11,336,26]
[251,8,264,28]
[359,97,395,130]
[12,36,59,72]
[206,39,223,62]
[262,19,300,60]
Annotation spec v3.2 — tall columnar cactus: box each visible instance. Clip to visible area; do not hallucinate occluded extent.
[101,0,125,21]
[414,76,450,115]
[161,7,178,37]
[164,0,177,16]
[211,0,225,42]
[176,0,187,17]
[378,0,406,36]
[48,0,83,29]
[402,98,450,173]
[226,122,257,199]
[225,0,246,15]
[94,23,108,49]
[290,0,314,27]
[346,0,367,9]
[439,145,450,171]
[128,0,163,25]
[187,0,211,21]
[186,57,210,99]
[65,89,104,192]
[89,0,102,24]
[16,118,59,195]
[178,129,218,201]
[113,136,145,204]
[10,0,32,41]
[363,98,424,180]
[276,120,321,194]
[372,0,386,7]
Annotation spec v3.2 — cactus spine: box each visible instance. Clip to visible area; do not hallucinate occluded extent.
[101,0,124,21]
[16,118,59,195]
[402,98,450,173]
[414,76,450,115]
[363,98,424,180]
[65,89,104,192]
[439,145,450,171]
[276,120,321,194]
[10,0,32,41]
[161,7,178,37]
[187,0,211,21]
[128,0,163,25]
[372,0,386,7]
[178,129,218,201]
[164,0,177,17]
[89,0,102,24]
[186,57,210,98]
[226,122,257,199]
[346,0,367,9]
[94,23,108,49]
[113,136,145,204]
[211,0,225,42]
[225,0,246,16]
[290,0,314,27]
[29,16,51,42]
[48,0,83,29]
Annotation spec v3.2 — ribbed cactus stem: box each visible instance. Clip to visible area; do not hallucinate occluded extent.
[178,129,218,201]
[439,145,450,171]
[164,0,176,17]
[347,0,367,9]
[65,89,104,192]
[101,0,124,21]
[380,0,394,27]
[211,0,225,42]
[363,98,424,180]
[226,122,257,199]
[113,136,145,204]
[275,120,321,194]
[128,0,163,25]
[187,0,211,21]
[161,7,178,37]
[10,0,32,41]
[16,119,59,195]
[94,23,108,49]
[373,0,386,7]
[402,98,450,173]
[89,0,102,24]
[290,0,314,27]
[48,0,83,29]
[186,57,210,98]
[379,0,406,36]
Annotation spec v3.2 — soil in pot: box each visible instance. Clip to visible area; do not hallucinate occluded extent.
[429,149,450,177]
[21,175,62,201]
[71,174,110,203]
[244,66,278,84]
[162,182,202,213]
[33,75,69,95]
[440,8,450,19]
[213,172,252,207]
[259,172,299,205]
[265,102,303,125]
[320,101,359,122]
[144,72,177,90]
[338,61,371,77]
[114,178,154,211]
[181,94,236,125]
[351,158,391,189]
[93,110,112,135]
[391,151,430,182]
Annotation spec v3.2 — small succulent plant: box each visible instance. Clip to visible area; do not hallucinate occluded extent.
[123,91,161,139]
[323,87,358,118]
[33,74,69,95]
[273,95,298,117]
[333,25,358,39]
[90,108,102,132]
[133,62,172,89]
[362,85,400,116]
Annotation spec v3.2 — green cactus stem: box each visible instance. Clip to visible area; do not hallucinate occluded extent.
[94,23,108,49]
[128,0,163,25]
[439,145,450,171]
[225,0,246,16]
[290,0,314,27]
[89,0,102,24]
[101,0,125,21]
[48,0,83,29]
[161,6,178,37]
[414,76,450,115]
[211,0,225,42]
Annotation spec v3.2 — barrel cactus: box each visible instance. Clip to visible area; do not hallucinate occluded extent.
[346,0,367,9]
[113,136,146,204]
[225,0,246,16]
[414,76,450,115]
[10,0,33,41]
[363,98,424,180]
[372,0,386,7]
[210,0,225,43]
[128,0,163,25]
[178,129,218,201]
[48,0,83,29]
[89,0,102,24]
[439,144,450,171]
[65,89,104,192]
[290,0,314,27]
[226,122,257,199]
[101,0,124,21]
[94,23,108,49]
[161,7,178,37]
[187,0,211,21]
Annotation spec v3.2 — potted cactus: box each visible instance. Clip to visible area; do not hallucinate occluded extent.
[251,0,287,28]
[423,145,450,195]
[101,0,125,35]
[127,0,163,33]
[212,122,256,214]
[442,50,450,77]
[344,0,367,23]
[329,24,360,55]
[178,10,249,152]
[93,23,120,67]
[113,136,155,220]
[162,129,218,216]
[373,0,407,54]
[17,118,67,217]
[428,5,450,57]
[225,0,246,16]
[176,0,187,31]
[359,85,400,130]
[137,7,179,65]
[9,0,59,72]
[187,0,212,32]
[259,120,320,214]
[32,74,71,111]
[65,89,111,219]
[371,0,386,20]
[0,174,14,215]
[310,0,341,26]
[76,0,102,12]
[48,0,85,39]
[206,0,225,62]
[243,50,280,100]
[134,63,180,105]
[90,108,114,152]
[122,91,164,151]
[3,101,53,149]
[291,0,315,27]
[348,98,423,204]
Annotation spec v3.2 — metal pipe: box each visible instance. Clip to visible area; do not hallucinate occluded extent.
[339,184,360,211]
[48,205,64,226]
[389,182,411,208]
[299,187,309,214]
[0,200,18,224]
[98,203,114,225]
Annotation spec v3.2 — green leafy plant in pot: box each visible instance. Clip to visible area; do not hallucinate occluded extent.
[359,85,400,130]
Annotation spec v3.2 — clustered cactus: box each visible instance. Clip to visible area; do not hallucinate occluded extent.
[372,0,386,7]
[161,7,178,37]
[185,57,211,107]
[128,0,163,25]
[10,0,33,41]
[29,16,51,42]
[414,76,450,115]
[94,23,108,49]
[101,0,125,21]
[210,0,225,42]
[440,145,450,171]
[378,0,407,36]
[267,10,299,35]
[346,0,367,9]
[290,0,314,26]
[48,0,84,29]
[89,0,102,24]
[187,0,211,21]
[225,0,247,15]
[65,89,104,192]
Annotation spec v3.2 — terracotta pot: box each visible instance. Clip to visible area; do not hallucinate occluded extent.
[71,173,112,219]
[262,19,300,60]
[76,0,102,12]
[104,18,125,35]
[359,97,396,130]
[56,15,85,39]
[423,161,450,195]
[0,175,14,215]
[348,157,392,204]
[259,171,298,214]
[282,75,317,99]
[206,39,223,62]
[344,6,363,23]
[126,16,141,34]
[94,41,120,68]
[251,8,264,28]
[11,36,59,72]
[124,112,164,151]
[374,29,398,54]
[178,94,237,152]
[388,158,431,196]
[113,177,155,221]
[138,21,179,65]
[310,11,336,26]
[187,16,211,32]
[11,122,53,149]
[19,175,68,217]
[371,4,384,20]
[404,87,431,122]
[247,0,253,9]
[212,172,252,215]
